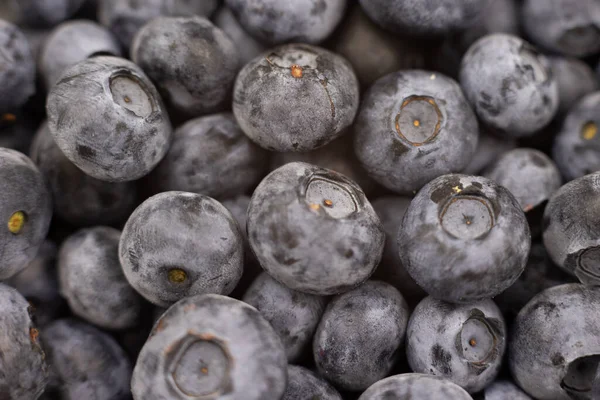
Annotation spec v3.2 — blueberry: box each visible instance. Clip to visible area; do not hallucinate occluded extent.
[462,129,517,175]
[243,272,326,362]
[41,318,132,400]
[225,0,346,45]
[522,0,600,58]
[30,120,138,227]
[354,70,478,194]
[0,19,35,113]
[484,148,562,212]
[283,365,342,400]
[58,226,144,330]
[549,56,599,117]
[482,380,532,400]
[119,191,244,307]
[214,6,267,66]
[509,284,600,400]
[407,296,506,393]
[313,280,409,391]
[46,56,172,182]
[150,113,268,199]
[460,34,558,137]
[131,16,239,118]
[98,0,220,50]
[39,19,122,89]
[553,92,600,182]
[0,148,52,280]
[358,0,491,36]
[6,241,65,327]
[371,195,426,303]
[0,283,47,400]
[233,44,359,152]
[542,172,600,284]
[358,373,473,400]
[247,162,384,295]
[2,0,85,27]
[398,174,530,303]
[132,294,287,400]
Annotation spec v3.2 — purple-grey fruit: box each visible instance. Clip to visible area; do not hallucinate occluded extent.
[358,373,473,400]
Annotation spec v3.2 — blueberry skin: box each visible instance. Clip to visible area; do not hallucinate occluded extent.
[542,172,600,284]
[0,148,52,280]
[0,20,35,113]
[460,34,558,137]
[58,226,144,330]
[132,294,287,400]
[119,191,244,307]
[225,0,346,45]
[151,113,268,199]
[40,19,121,89]
[522,0,600,58]
[243,272,326,362]
[98,0,220,49]
[41,318,132,400]
[484,148,562,211]
[462,130,517,175]
[131,16,239,118]
[30,120,137,227]
[407,296,506,393]
[0,283,47,400]
[46,56,172,182]
[358,373,473,400]
[354,70,478,195]
[6,241,65,328]
[359,0,491,36]
[247,162,384,295]
[371,196,425,303]
[233,44,359,152]
[553,92,600,182]
[2,0,85,27]
[214,6,267,66]
[283,365,342,400]
[549,56,599,117]
[313,281,409,391]
[509,284,600,400]
[482,380,532,400]
[398,174,530,303]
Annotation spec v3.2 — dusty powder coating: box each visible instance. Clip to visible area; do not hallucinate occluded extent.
[98,0,220,49]
[243,272,327,362]
[46,56,172,182]
[41,318,132,400]
[553,92,600,182]
[58,227,144,330]
[247,162,384,295]
[0,20,35,113]
[225,0,346,45]
[509,284,600,400]
[354,70,478,195]
[30,121,137,227]
[313,281,409,392]
[406,297,506,393]
[0,283,47,400]
[282,365,342,400]
[39,19,122,89]
[358,0,492,36]
[0,148,52,280]
[543,172,600,284]
[119,191,244,308]
[233,44,359,152]
[358,373,474,400]
[132,294,287,400]
[131,16,240,118]
[151,113,268,199]
[483,380,533,400]
[460,34,559,137]
[398,174,531,303]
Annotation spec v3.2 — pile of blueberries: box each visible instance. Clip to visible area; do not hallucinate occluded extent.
[2,0,600,399]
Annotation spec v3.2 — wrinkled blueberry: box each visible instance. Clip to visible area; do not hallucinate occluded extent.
[358,373,473,400]
[247,162,384,295]
[283,365,342,400]
[0,19,35,113]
